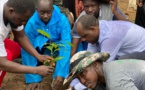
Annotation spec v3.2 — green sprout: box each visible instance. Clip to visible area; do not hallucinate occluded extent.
[38,29,72,67]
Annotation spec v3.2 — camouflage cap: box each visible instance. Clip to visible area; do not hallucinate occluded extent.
[63,51,110,85]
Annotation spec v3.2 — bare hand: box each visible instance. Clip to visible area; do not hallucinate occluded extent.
[52,76,64,90]
[136,0,143,7]
[109,0,118,13]
[37,54,53,62]
[36,65,54,77]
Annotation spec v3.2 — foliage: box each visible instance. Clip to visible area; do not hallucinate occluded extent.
[38,29,50,38]
[38,29,72,67]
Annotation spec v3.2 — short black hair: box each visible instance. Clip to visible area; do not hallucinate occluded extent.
[82,0,99,4]
[35,0,53,8]
[76,15,99,30]
[7,0,35,14]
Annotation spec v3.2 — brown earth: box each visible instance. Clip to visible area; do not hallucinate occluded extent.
[2,0,136,90]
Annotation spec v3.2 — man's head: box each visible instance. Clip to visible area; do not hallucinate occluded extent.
[82,0,99,18]
[76,15,99,44]
[5,0,35,28]
[78,61,103,89]
[36,0,53,24]
[63,51,110,89]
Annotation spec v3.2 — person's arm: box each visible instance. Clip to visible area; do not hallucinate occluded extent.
[109,0,129,21]
[52,15,71,90]
[12,29,39,59]
[0,38,36,73]
[12,29,52,62]
[101,37,122,61]
[0,32,53,77]
[71,38,80,56]
[0,38,53,76]
[0,57,54,76]
[71,11,86,56]
[71,23,81,57]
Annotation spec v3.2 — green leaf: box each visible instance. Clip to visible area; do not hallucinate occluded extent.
[54,48,60,52]
[67,42,74,47]
[51,43,58,48]
[54,56,64,62]
[38,29,51,39]
[46,46,53,51]
[57,44,65,47]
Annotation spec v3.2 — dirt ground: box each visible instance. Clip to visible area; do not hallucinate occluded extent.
[2,0,136,90]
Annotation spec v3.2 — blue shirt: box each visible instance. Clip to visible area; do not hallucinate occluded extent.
[22,5,71,78]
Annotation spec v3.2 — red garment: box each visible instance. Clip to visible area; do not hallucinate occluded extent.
[0,38,21,87]
[75,0,84,17]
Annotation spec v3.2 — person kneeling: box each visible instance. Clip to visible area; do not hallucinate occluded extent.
[64,51,145,90]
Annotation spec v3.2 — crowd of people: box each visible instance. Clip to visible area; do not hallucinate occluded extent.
[0,0,145,90]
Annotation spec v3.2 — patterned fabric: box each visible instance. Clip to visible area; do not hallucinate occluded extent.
[63,51,109,85]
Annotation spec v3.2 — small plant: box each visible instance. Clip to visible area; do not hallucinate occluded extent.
[38,29,73,67]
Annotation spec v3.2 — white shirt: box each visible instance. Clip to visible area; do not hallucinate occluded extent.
[88,20,145,62]
[0,0,23,56]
